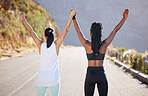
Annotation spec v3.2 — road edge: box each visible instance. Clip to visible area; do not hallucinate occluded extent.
[106,55,148,85]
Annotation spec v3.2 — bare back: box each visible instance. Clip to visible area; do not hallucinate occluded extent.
[73,9,129,67]
[84,40,107,67]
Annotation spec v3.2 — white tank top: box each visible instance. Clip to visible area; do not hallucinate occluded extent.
[37,42,59,86]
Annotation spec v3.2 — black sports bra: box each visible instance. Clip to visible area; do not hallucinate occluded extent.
[86,52,105,60]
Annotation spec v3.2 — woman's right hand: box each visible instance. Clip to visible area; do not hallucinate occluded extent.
[70,9,76,17]
[20,12,25,20]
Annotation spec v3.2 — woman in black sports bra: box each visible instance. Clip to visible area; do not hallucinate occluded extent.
[72,9,129,96]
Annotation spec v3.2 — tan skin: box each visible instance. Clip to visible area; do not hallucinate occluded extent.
[73,9,129,67]
[20,9,76,55]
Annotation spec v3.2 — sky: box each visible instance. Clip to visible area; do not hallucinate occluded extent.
[35,0,148,53]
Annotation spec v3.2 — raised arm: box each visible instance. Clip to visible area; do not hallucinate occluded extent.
[103,9,129,47]
[20,12,42,53]
[55,10,76,49]
[73,16,88,46]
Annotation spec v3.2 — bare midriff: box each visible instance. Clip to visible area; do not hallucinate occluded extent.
[88,60,103,67]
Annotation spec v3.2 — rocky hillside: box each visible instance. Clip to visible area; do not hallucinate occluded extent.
[0,0,59,58]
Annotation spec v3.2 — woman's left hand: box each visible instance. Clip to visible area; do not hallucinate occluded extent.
[123,8,129,19]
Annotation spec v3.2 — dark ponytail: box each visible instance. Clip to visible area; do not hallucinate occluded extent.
[90,22,103,53]
[44,27,54,48]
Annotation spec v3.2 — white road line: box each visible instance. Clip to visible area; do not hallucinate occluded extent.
[8,72,38,96]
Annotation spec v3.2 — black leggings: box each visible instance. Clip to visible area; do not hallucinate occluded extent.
[85,67,108,96]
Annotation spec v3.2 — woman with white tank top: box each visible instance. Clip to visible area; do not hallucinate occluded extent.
[20,9,76,96]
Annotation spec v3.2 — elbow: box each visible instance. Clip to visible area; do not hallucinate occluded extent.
[76,29,79,33]
[105,39,109,44]
[65,27,69,33]
[76,29,81,33]
[66,28,69,33]
[105,39,111,46]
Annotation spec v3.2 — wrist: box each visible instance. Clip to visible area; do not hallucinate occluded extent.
[72,15,76,20]
[22,18,26,22]
[70,15,73,18]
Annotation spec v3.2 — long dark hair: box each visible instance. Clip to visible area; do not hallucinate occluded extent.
[90,22,103,53]
[44,27,54,48]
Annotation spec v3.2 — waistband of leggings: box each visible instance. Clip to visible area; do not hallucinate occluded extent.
[87,66,104,70]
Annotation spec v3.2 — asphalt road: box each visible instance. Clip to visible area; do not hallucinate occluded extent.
[0,47,148,96]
